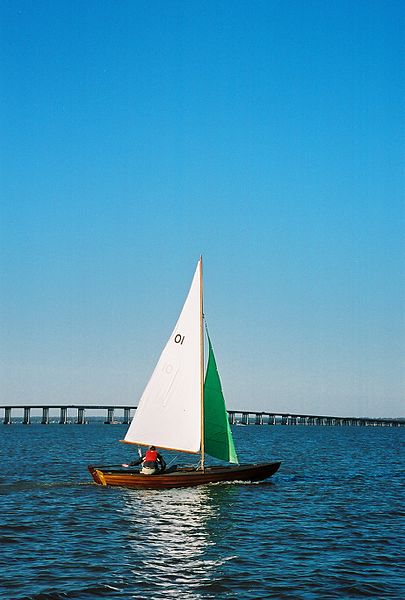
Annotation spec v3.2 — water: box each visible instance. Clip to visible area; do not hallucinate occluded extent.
[0,424,403,599]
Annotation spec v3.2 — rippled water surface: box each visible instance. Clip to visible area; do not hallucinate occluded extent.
[0,423,403,599]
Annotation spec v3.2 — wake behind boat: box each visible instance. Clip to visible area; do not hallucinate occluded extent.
[88,257,281,489]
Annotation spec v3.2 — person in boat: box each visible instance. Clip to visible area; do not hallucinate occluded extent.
[124,446,166,475]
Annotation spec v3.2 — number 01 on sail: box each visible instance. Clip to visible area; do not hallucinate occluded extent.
[88,258,281,488]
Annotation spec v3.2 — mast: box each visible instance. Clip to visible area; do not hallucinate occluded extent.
[199,255,205,470]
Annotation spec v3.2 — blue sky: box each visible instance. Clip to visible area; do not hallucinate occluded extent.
[1,0,404,417]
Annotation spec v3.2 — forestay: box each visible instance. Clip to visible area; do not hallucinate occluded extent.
[124,261,202,452]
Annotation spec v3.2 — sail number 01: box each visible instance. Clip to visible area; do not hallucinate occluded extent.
[174,334,185,345]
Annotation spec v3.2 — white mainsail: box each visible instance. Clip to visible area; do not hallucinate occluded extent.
[124,259,202,452]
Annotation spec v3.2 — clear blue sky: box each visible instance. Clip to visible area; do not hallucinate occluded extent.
[1,0,404,417]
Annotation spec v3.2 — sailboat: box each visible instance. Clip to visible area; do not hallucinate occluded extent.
[88,258,281,489]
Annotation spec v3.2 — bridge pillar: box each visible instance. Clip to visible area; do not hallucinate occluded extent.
[268,414,275,425]
[4,407,12,425]
[241,412,249,425]
[105,407,114,424]
[41,407,49,424]
[228,411,236,425]
[255,413,263,425]
[123,407,131,424]
[77,407,86,424]
[23,407,31,425]
[59,407,67,424]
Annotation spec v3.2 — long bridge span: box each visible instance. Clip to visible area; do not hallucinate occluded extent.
[0,405,403,427]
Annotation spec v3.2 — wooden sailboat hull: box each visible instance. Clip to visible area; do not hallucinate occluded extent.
[88,462,281,489]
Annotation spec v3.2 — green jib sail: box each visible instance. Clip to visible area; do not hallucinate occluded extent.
[203,333,238,464]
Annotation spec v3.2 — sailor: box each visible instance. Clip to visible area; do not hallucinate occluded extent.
[123,446,166,475]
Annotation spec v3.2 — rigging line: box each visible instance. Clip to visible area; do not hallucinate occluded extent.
[204,320,210,340]
[165,454,179,468]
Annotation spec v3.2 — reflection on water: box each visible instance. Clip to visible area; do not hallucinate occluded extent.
[120,485,237,599]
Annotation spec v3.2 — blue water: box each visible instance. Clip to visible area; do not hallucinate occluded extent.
[0,424,403,599]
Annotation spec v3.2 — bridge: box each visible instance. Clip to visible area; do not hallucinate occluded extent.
[0,405,403,427]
